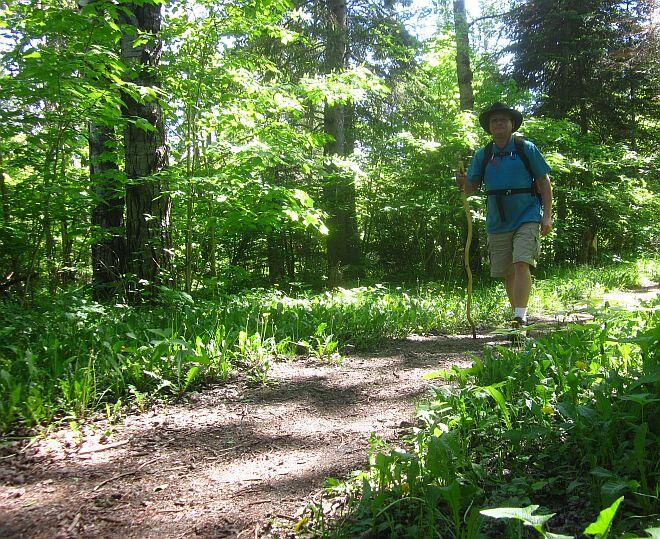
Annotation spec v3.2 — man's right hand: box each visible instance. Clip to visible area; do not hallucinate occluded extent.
[456,171,469,193]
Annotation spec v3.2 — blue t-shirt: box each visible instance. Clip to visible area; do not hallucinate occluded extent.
[467,138,551,234]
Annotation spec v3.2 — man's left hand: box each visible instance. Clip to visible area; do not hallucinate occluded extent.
[541,216,553,236]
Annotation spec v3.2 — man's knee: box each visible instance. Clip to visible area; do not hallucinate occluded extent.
[514,261,531,274]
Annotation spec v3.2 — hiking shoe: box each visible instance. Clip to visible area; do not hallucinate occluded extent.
[511,316,526,328]
[509,316,527,343]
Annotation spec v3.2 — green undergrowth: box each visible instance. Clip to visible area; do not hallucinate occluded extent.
[294,297,659,538]
[0,258,657,434]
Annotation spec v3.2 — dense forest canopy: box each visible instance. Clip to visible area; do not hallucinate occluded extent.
[0,0,658,298]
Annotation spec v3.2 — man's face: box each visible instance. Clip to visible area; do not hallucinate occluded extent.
[489,114,513,137]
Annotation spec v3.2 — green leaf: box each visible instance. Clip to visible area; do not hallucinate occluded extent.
[482,384,512,429]
[423,369,452,380]
[601,480,637,503]
[438,479,461,509]
[133,118,156,132]
[584,496,624,538]
[185,366,200,388]
[480,505,555,531]
[590,467,617,479]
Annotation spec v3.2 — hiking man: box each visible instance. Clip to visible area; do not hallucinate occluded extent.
[456,102,553,326]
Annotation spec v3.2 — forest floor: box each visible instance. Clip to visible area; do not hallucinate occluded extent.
[1,285,657,539]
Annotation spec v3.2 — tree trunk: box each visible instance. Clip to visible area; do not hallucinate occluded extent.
[285,231,295,279]
[200,136,216,277]
[453,0,474,111]
[580,225,598,264]
[579,99,588,135]
[453,0,481,274]
[0,150,8,226]
[184,105,195,294]
[42,128,62,294]
[120,2,171,299]
[267,232,286,284]
[324,0,362,285]
[60,217,74,285]
[76,1,125,299]
[553,188,566,263]
[90,122,125,299]
[629,80,637,151]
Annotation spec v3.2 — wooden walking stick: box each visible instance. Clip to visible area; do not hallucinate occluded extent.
[459,159,477,339]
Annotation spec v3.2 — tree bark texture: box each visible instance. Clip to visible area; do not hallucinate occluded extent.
[120,2,171,297]
[323,0,362,284]
[453,0,481,274]
[90,122,125,299]
[0,151,9,226]
[453,0,474,111]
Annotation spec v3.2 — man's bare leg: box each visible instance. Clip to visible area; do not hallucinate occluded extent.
[505,272,515,311]
[513,262,532,309]
[505,262,532,320]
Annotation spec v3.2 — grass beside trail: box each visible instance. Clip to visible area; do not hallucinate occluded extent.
[0,258,658,435]
[289,260,660,538]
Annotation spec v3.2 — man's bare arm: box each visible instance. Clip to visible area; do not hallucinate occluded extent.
[536,174,553,235]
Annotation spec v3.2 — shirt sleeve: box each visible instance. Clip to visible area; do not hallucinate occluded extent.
[525,141,552,178]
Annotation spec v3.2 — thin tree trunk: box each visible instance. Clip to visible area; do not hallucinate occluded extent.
[42,126,64,294]
[285,231,295,280]
[453,0,481,274]
[120,2,171,299]
[267,167,286,284]
[200,137,217,278]
[630,80,637,151]
[453,0,474,111]
[60,217,74,285]
[185,105,194,294]
[579,99,588,135]
[0,150,9,226]
[58,149,75,286]
[267,233,286,284]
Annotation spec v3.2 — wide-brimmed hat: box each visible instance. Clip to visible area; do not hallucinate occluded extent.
[479,102,523,133]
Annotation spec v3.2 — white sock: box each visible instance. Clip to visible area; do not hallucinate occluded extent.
[514,307,527,321]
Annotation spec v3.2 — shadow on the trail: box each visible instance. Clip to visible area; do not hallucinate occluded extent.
[250,373,361,409]
[0,331,497,538]
[370,333,498,356]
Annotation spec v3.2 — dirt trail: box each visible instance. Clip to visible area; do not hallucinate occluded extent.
[1,285,656,538]
[0,335,485,538]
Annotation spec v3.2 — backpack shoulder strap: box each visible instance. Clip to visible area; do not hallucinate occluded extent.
[478,142,494,184]
[513,136,535,180]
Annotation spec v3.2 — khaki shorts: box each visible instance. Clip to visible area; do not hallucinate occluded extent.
[487,222,541,277]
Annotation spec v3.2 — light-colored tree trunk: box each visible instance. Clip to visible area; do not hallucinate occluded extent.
[453,0,481,273]
[453,0,474,111]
